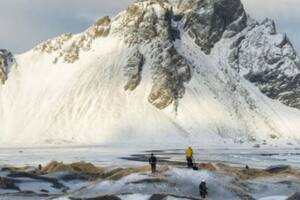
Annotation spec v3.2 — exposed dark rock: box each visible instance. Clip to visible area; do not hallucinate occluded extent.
[87,16,111,38]
[128,178,168,184]
[229,17,300,109]
[0,49,14,84]
[150,193,201,200]
[124,49,144,91]
[265,165,290,173]
[0,177,20,191]
[40,189,49,193]
[183,0,247,54]
[8,172,68,190]
[149,194,167,200]
[71,195,122,200]
[149,45,191,110]
[115,1,192,110]
[287,192,300,200]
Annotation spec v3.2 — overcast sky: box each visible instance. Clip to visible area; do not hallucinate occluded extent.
[0,0,299,54]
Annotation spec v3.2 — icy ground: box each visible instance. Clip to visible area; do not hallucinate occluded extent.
[0,147,299,199]
[1,146,300,169]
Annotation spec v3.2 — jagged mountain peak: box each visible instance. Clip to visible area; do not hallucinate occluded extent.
[114,0,247,53]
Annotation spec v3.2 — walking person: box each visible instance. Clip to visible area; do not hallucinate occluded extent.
[149,153,157,173]
[199,180,208,199]
[185,146,194,168]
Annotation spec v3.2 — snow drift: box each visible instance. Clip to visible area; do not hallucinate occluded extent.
[0,0,300,147]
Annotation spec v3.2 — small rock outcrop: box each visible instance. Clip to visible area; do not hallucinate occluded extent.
[35,16,111,64]
[0,49,14,84]
[265,165,290,173]
[124,49,144,91]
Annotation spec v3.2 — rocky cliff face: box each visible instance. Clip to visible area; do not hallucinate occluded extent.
[0,50,14,84]
[112,0,193,109]
[112,0,300,110]
[178,0,247,54]
[229,18,300,109]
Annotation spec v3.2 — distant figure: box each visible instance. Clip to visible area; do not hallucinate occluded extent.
[246,165,249,170]
[199,180,208,198]
[38,164,42,171]
[149,153,157,173]
[185,146,194,168]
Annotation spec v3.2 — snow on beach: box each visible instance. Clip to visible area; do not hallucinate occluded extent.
[0,161,298,200]
[0,147,300,199]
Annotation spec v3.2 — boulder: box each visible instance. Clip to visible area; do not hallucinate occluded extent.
[0,177,19,190]
[265,165,290,173]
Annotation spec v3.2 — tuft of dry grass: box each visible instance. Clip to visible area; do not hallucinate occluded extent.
[41,161,104,174]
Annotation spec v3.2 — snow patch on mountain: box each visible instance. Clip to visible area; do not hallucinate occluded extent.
[0,0,299,146]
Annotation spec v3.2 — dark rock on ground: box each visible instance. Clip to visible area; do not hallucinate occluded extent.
[265,165,290,173]
[8,171,68,191]
[149,194,167,200]
[71,195,122,200]
[150,193,201,200]
[287,192,300,200]
[40,189,49,193]
[0,177,20,191]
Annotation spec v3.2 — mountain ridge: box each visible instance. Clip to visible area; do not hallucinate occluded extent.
[0,0,299,147]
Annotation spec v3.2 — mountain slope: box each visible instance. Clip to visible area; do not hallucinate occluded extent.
[0,0,299,147]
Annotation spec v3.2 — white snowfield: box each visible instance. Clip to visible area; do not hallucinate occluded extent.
[0,0,300,147]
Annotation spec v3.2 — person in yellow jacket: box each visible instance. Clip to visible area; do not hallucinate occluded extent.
[185,146,194,168]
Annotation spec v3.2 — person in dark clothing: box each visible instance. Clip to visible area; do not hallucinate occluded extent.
[187,157,193,168]
[149,153,157,173]
[199,180,208,198]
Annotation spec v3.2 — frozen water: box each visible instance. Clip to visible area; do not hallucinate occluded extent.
[1,147,300,170]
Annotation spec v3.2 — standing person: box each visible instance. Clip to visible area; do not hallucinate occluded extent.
[185,146,193,168]
[199,180,208,199]
[149,153,157,173]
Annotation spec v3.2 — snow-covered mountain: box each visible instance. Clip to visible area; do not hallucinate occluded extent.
[0,0,300,147]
